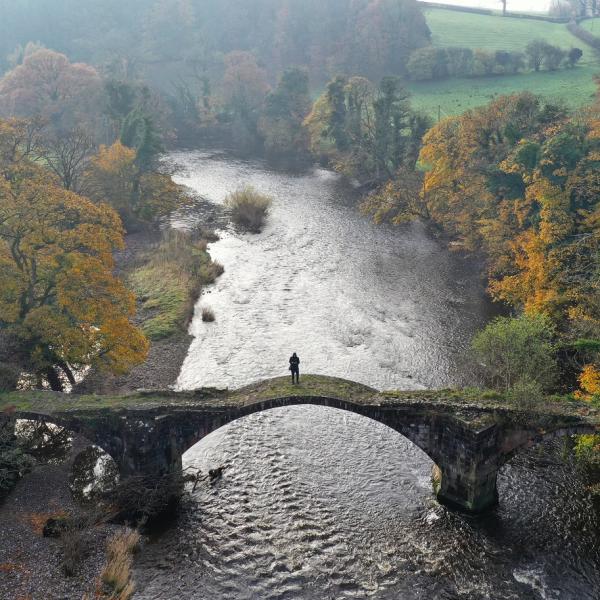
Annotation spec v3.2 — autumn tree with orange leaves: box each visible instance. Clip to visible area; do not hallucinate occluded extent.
[0,49,102,133]
[0,120,148,391]
[364,90,600,392]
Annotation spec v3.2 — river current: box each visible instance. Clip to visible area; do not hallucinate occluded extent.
[133,150,600,599]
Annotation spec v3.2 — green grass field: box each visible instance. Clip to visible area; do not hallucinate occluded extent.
[409,8,600,117]
[581,17,600,33]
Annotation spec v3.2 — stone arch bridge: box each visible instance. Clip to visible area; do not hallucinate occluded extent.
[2,375,599,513]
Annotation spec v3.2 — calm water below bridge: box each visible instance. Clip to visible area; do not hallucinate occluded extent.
[132,150,600,599]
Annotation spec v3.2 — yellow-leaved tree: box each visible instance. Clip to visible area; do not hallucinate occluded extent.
[84,141,187,230]
[0,119,148,390]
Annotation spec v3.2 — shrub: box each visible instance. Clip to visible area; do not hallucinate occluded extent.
[0,412,35,499]
[506,379,544,411]
[225,186,272,232]
[58,513,97,576]
[407,45,530,81]
[567,47,583,68]
[472,313,558,393]
[201,307,216,322]
[102,473,185,523]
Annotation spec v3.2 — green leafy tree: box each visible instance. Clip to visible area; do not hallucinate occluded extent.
[305,75,428,181]
[526,39,548,72]
[472,313,558,392]
[120,108,164,171]
[259,67,312,162]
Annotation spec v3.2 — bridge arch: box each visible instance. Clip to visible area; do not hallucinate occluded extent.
[4,375,598,513]
[173,395,447,468]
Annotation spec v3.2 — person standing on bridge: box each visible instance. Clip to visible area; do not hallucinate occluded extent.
[289,352,300,384]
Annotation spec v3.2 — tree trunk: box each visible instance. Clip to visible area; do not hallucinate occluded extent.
[57,361,76,386]
[45,367,64,392]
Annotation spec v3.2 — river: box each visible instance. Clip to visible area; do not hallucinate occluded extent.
[132,150,600,600]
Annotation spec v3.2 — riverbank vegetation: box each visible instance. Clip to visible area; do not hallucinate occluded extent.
[99,528,140,600]
[472,314,559,398]
[0,119,151,392]
[129,229,224,339]
[389,86,600,489]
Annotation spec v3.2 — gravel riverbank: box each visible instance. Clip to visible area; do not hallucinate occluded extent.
[0,439,121,600]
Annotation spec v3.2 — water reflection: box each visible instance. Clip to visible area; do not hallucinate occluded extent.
[134,406,600,599]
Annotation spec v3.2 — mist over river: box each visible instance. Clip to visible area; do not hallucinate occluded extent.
[132,150,600,599]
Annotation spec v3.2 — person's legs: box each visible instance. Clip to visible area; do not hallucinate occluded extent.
[290,370,295,383]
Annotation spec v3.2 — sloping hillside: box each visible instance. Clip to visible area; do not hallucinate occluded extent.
[410,8,599,116]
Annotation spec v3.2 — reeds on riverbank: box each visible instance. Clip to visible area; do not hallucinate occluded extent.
[100,528,140,600]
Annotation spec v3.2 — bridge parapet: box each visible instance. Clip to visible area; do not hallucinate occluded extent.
[2,375,598,513]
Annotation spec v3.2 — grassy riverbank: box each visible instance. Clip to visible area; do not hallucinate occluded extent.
[75,228,223,395]
[129,229,223,341]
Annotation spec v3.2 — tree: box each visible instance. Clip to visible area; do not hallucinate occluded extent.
[567,47,583,68]
[38,127,96,192]
[105,79,139,136]
[305,75,428,182]
[526,40,548,72]
[472,313,558,392]
[85,142,187,229]
[0,120,148,391]
[221,51,270,148]
[542,44,566,71]
[412,89,600,344]
[344,0,431,79]
[258,68,312,162]
[120,108,164,171]
[143,0,198,62]
[85,142,138,223]
[360,169,427,224]
[0,50,102,133]
[7,41,46,69]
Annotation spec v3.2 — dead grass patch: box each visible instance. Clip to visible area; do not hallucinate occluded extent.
[101,528,140,600]
[20,511,67,535]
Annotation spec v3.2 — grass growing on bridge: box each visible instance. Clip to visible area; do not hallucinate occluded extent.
[2,376,598,429]
[227,375,377,404]
[0,375,377,414]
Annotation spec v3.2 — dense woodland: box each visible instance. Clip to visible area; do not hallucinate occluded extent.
[0,0,430,83]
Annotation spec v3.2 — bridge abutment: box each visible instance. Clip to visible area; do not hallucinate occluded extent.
[434,464,498,513]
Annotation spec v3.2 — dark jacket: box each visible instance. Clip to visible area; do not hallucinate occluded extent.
[289,355,300,371]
